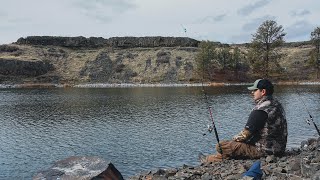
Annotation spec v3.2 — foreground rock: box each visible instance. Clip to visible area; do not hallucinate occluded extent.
[129,138,320,180]
[33,156,124,180]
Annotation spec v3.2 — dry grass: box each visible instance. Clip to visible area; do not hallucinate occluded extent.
[0,43,318,84]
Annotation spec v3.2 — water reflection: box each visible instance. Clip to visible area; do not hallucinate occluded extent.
[0,85,319,179]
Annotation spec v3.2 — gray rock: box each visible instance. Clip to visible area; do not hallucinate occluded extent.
[225,174,242,180]
[238,164,247,174]
[288,158,301,171]
[312,171,320,180]
[278,162,288,167]
[201,173,212,180]
[311,156,320,163]
[266,155,276,163]
[301,161,320,178]
[240,176,254,180]
[154,169,166,176]
[33,156,122,180]
[165,169,177,178]
[152,175,168,180]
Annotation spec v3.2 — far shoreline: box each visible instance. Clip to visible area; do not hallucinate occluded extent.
[0,81,320,89]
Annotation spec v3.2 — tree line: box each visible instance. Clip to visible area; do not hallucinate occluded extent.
[196,20,320,81]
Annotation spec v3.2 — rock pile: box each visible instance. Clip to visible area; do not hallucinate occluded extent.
[129,138,320,180]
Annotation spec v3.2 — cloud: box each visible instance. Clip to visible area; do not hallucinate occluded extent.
[229,15,276,43]
[237,0,272,16]
[230,33,252,44]
[194,14,227,24]
[72,0,136,23]
[285,20,315,41]
[0,0,318,44]
[290,9,311,17]
[0,9,31,26]
[242,15,276,31]
[213,14,227,22]
[0,11,6,17]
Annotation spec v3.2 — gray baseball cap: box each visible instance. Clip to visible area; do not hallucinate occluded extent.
[247,79,262,90]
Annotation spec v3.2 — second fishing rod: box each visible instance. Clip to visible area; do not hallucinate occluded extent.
[201,56,224,156]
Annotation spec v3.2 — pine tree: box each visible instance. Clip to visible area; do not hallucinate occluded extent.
[310,27,320,79]
[248,20,286,77]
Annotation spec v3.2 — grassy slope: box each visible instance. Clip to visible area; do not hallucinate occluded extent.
[0,43,317,84]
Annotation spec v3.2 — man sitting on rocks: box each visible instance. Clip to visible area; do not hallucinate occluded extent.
[200,79,288,163]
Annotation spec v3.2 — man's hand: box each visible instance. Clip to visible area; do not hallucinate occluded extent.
[232,129,251,142]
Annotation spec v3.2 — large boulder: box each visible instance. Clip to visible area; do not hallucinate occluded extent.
[33,156,124,180]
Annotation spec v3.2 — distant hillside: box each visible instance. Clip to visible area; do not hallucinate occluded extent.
[0,36,317,85]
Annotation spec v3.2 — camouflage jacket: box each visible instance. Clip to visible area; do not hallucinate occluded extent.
[253,96,288,155]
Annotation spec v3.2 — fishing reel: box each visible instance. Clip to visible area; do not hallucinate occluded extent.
[306,118,311,125]
[207,124,213,133]
[203,125,213,136]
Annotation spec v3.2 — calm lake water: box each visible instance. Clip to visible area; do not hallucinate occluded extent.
[0,85,319,179]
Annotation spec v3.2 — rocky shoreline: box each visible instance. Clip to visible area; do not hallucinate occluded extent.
[128,138,320,180]
[34,138,320,179]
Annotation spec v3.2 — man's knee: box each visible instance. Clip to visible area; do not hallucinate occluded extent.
[216,140,233,155]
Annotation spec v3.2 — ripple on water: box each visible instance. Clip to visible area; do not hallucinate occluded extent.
[0,86,319,179]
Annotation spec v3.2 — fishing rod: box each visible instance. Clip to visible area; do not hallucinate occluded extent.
[283,68,320,136]
[299,92,320,136]
[292,88,320,136]
[201,59,223,155]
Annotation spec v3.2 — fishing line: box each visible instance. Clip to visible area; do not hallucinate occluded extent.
[201,54,223,155]
[293,88,320,136]
[283,69,320,136]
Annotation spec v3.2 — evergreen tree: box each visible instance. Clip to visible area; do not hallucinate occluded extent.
[232,47,243,79]
[310,27,320,79]
[248,20,286,77]
[216,47,232,71]
[196,41,217,80]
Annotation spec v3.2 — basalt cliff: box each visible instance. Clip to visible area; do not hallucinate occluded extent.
[0,36,316,85]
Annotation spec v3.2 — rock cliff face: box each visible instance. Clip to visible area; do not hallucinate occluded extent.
[106,36,199,48]
[16,36,199,48]
[0,58,53,76]
[0,37,201,84]
[0,36,316,85]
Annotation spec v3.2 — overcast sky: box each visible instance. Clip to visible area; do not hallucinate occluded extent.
[0,0,319,44]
